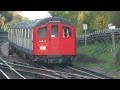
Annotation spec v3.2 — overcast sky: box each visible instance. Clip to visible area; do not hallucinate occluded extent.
[19,11,51,20]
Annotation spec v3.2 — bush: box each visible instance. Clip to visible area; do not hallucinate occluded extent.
[116,49,120,65]
[77,54,98,63]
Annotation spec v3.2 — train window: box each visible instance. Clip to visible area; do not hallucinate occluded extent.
[38,26,47,37]
[51,25,58,37]
[63,26,72,37]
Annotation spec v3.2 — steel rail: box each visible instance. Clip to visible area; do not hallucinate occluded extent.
[0,58,111,79]
[15,69,61,79]
[53,66,98,79]
[1,61,91,79]
[0,69,10,79]
[0,61,68,79]
[70,65,113,79]
[0,57,26,79]
[67,66,105,79]
[0,64,61,79]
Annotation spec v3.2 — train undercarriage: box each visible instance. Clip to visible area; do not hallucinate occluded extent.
[8,45,75,65]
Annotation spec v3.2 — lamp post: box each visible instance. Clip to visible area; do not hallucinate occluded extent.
[83,24,88,47]
[108,24,116,56]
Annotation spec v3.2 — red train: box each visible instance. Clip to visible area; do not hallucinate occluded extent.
[8,17,76,64]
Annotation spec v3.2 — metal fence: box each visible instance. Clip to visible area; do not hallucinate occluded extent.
[77,28,120,45]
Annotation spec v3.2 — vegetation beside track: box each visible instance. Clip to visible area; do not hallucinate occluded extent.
[73,42,120,78]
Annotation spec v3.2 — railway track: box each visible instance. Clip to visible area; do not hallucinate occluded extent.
[0,60,99,79]
[0,57,113,79]
[0,57,26,79]
[69,65,112,79]
[0,69,10,79]
[0,52,113,79]
[0,58,62,79]
[2,60,113,79]
[53,65,113,79]
[0,61,86,79]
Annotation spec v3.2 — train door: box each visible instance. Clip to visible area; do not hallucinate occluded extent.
[48,24,61,55]
[61,24,76,55]
[33,25,48,55]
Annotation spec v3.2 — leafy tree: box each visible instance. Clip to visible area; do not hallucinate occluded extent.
[91,11,112,31]
[49,11,112,35]
[111,11,120,27]
[0,11,28,31]
[0,11,13,23]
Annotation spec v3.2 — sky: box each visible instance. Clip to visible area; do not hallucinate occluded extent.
[19,11,52,20]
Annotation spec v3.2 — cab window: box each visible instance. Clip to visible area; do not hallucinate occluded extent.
[38,26,47,37]
[63,26,72,37]
[51,25,58,38]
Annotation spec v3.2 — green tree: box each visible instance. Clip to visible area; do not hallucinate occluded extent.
[91,11,112,31]
[49,11,112,35]
[0,11,28,31]
[0,11,13,23]
[111,11,120,27]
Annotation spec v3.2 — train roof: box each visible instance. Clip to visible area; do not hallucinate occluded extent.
[11,17,73,29]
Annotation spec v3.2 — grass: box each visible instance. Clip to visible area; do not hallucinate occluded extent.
[73,41,120,78]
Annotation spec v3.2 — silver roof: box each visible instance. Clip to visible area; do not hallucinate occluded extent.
[10,17,73,29]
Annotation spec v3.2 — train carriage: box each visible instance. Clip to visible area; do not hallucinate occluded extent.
[8,17,76,64]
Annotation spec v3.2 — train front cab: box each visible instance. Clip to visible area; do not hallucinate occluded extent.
[33,23,76,63]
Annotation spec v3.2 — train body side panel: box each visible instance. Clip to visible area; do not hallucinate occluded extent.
[9,28,33,55]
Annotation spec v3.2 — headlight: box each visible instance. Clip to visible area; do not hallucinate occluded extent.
[40,46,46,50]
[42,46,46,50]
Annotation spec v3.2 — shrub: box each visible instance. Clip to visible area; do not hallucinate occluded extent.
[116,49,120,65]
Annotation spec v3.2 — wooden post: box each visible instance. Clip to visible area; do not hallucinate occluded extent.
[111,29,116,56]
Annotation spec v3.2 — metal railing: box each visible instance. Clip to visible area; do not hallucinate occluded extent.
[77,28,120,45]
